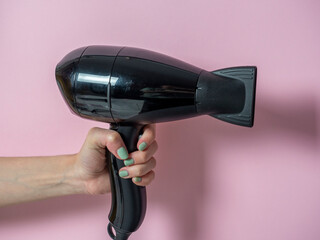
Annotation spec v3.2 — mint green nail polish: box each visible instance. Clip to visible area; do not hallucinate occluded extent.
[134,177,142,182]
[138,142,147,151]
[119,170,129,178]
[117,147,128,159]
[124,159,134,166]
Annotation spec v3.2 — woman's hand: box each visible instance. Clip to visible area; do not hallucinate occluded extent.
[75,125,157,195]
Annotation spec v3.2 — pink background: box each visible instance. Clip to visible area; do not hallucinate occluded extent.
[0,0,319,239]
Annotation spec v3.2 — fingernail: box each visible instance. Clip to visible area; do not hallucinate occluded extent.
[117,147,128,159]
[124,159,134,166]
[133,177,142,182]
[119,170,129,178]
[138,142,147,151]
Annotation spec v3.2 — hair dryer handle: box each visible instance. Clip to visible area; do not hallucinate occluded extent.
[106,124,147,240]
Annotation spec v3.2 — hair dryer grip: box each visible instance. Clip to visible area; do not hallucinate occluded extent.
[107,124,147,240]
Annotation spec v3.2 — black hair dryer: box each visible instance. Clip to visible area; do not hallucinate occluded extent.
[55,46,257,240]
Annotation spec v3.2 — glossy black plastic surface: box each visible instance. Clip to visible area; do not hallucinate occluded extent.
[56,45,205,125]
[55,46,87,115]
[118,47,202,74]
[74,54,115,122]
[110,55,199,123]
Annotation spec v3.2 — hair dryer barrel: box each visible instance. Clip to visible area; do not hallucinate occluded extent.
[56,45,256,127]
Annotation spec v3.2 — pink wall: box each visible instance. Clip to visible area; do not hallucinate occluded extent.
[0,0,319,239]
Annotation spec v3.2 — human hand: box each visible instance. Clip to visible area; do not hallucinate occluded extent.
[75,125,157,195]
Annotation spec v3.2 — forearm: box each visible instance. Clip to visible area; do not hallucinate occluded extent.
[0,154,85,207]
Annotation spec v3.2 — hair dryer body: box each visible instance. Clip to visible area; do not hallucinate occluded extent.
[55,45,257,239]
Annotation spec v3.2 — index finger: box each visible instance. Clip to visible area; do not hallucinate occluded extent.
[137,124,156,151]
[86,127,129,160]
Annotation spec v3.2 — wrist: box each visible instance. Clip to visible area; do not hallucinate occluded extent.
[67,154,88,195]
[38,154,88,197]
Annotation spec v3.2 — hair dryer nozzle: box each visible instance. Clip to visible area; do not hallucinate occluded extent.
[211,66,256,127]
[196,66,257,127]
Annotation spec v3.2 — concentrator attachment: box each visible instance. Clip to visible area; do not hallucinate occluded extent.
[196,66,257,127]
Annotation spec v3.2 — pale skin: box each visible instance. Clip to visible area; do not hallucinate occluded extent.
[0,124,157,207]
